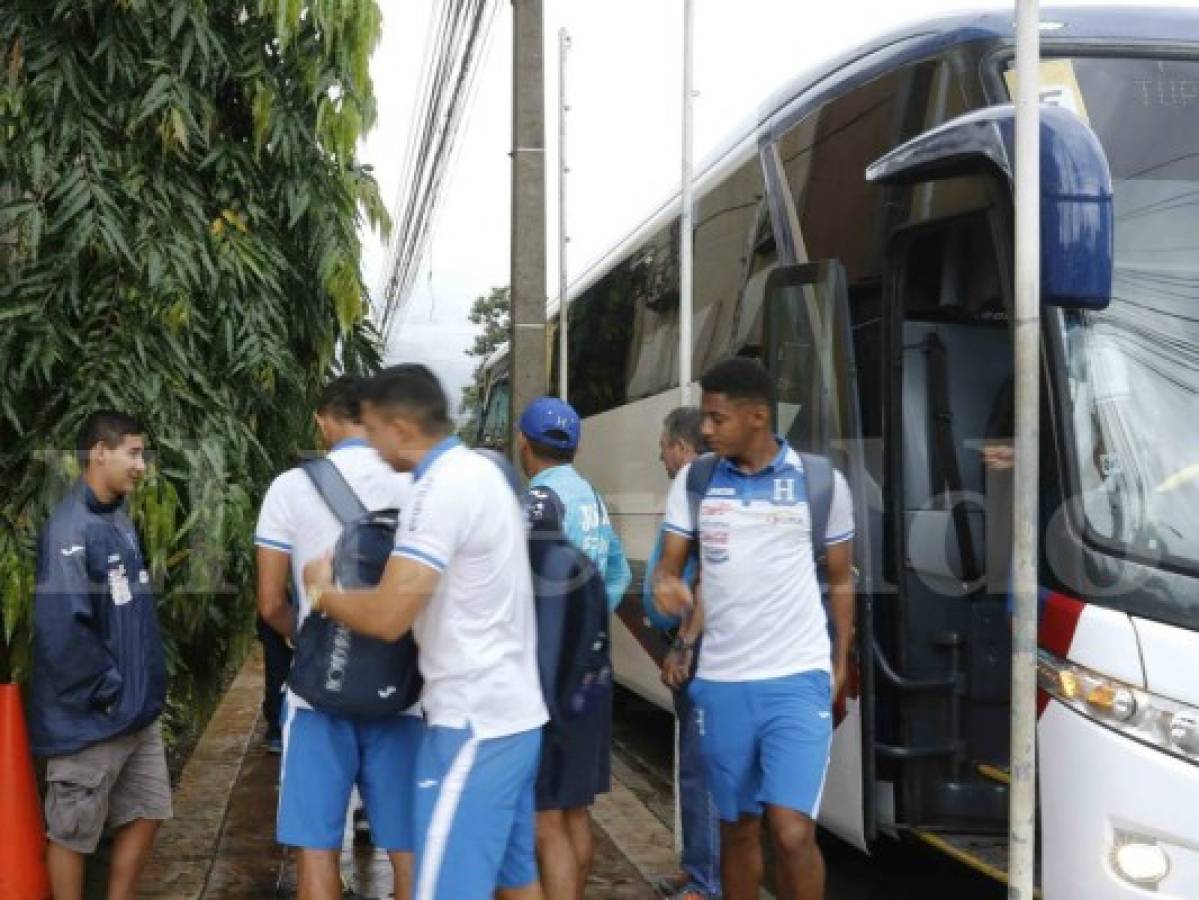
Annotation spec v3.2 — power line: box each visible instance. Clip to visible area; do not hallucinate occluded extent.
[378,0,500,341]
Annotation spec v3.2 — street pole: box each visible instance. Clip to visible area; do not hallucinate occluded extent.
[557,28,571,401]
[1009,1,1041,897]
[671,0,696,855]
[679,0,694,406]
[510,0,547,459]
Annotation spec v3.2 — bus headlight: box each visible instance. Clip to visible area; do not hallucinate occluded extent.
[1038,650,1199,765]
[1112,836,1171,888]
[1169,713,1199,756]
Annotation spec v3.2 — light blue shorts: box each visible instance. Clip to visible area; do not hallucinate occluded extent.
[278,706,422,851]
[413,724,541,898]
[688,670,833,822]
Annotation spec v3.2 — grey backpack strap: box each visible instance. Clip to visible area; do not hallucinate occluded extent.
[301,458,368,526]
[685,453,720,539]
[799,452,834,563]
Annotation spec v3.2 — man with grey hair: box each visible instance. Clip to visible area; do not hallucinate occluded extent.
[643,406,719,899]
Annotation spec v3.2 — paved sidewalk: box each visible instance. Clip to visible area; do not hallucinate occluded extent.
[137,647,664,898]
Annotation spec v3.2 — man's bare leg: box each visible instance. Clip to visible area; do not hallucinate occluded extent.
[535,809,578,900]
[388,850,413,900]
[563,807,593,900]
[106,818,162,900]
[296,848,342,900]
[766,805,823,900]
[720,815,764,900]
[47,841,85,900]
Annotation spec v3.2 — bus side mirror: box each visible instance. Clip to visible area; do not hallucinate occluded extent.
[866,104,1113,311]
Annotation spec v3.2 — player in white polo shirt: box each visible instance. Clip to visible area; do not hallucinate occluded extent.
[302,364,549,900]
[653,357,854,900]
[254,375,419,900]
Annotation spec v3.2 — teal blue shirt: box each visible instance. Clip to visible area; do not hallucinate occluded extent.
[527,465,632,612]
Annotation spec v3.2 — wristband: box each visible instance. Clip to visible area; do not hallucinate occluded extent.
[671,637,695,652]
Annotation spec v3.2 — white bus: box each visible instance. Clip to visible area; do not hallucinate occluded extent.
[476,9,1199,896]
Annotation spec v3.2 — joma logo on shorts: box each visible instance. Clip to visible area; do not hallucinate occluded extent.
[324,625,352,693]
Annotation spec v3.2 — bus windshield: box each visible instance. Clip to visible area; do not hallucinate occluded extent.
[1050,56,1199,571]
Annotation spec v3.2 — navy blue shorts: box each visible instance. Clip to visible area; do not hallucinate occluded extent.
[535,709,611,811]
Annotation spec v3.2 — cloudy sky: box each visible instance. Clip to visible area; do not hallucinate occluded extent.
[357,0,1192,407]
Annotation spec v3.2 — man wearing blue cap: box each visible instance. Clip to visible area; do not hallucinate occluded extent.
[517,396,631,900]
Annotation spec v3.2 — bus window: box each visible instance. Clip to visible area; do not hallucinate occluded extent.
[478,379,510,454]
[729,207,779,357]
[693,156,770,373]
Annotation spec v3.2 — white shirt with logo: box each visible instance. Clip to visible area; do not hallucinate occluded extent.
[663,443,854,682]
[254,440,413,711]
[392,440,548,739]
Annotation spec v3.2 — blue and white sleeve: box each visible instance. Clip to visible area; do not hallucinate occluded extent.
[661,464,697,540]
[254,475,294,554]
[392,477,459,574]
[826,470,855,546]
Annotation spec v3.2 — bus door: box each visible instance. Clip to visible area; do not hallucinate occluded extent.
[762,259,875,850]
[879,190,1015,859]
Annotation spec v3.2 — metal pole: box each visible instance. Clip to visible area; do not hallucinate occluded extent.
[1009,1,1041,897]
[678,0,694,404]
[510,0,547,460]
[557,28,571,401]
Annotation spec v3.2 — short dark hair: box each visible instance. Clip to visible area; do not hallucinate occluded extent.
[77,410,145,467]
[662,406,704,453]
[317,375,364,423]
[363,364,452,435]
[700,357,775,408]
[525,437,576,464]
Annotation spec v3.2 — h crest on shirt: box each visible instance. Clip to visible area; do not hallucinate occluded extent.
[773,478,796,504]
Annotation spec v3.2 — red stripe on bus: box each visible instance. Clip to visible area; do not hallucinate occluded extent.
[1038,590,1086,717]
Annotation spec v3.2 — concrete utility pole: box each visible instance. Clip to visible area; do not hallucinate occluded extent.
[678,0,695,405]
[1009,1,1041,897]
[510,0,547,458]
[557,27,571,401]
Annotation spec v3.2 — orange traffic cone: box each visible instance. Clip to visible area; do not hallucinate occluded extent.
[0,683,51,899]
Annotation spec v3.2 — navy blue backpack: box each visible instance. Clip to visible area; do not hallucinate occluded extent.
[526,485,613,723]
[287,458,423,718]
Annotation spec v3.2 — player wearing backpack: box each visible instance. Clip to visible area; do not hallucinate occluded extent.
[653,358,855,900]
[254,376,418,900]
[303,365,548,900]
[517,397,631,900]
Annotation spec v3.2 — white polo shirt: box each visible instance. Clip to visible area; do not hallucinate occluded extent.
[663,441,854,682]
[392,438,548,739]
[254,439,413,710]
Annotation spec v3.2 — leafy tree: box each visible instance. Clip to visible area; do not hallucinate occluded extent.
[0,1,387,729]
[458,285,510,439]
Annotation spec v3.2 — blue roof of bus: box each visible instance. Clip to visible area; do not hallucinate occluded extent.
[560,6,1199,313]
[758,6,1199,135]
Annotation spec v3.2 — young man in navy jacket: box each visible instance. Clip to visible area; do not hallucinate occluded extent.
[29,410,169,900]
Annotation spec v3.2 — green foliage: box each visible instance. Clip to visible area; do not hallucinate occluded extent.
[0,1,387,727]
[458,285,510,437]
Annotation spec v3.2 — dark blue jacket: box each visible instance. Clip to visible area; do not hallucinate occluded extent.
[29,480,167,756]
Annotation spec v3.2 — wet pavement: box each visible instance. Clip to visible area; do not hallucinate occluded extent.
[134,649,658,899]
[128,649,1006,898]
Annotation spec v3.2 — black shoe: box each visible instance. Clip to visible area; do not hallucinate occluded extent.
[352,806,372,844]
